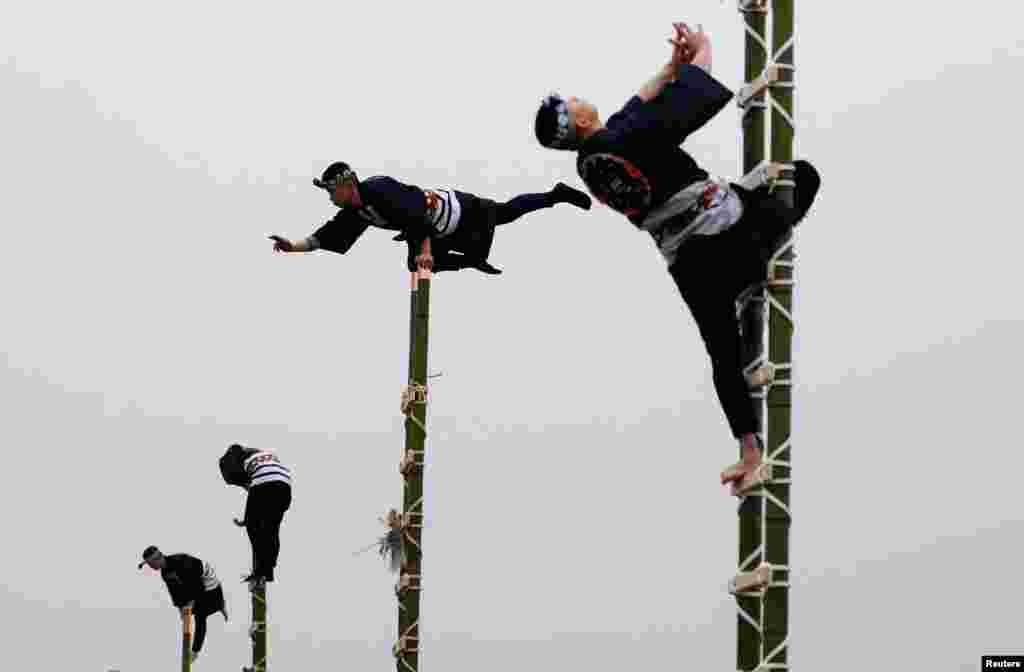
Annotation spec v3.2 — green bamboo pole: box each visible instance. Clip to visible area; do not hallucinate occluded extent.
[395,270,417,670]
[762,0,795,668]
[408,272,418,377]
[251,587,267,672]
[737,2,770,671]
[396,264,431,672]
[181,606,193,672]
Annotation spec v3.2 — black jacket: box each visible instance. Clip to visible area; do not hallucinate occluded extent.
[576,64,733,226]
[160,553,207,608]
[312,176,433,257]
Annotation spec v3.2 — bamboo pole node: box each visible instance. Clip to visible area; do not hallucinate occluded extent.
[738,162,785,191]
[400,383,428,415]
[737,65,779,109]
[380,509,424,545]
[738,0,768,12]
[728,562,774,595]
[399,448,426,476]
[397,573,422,591]
[396,572,422,597]
[745,363,776,387]
[401,383,429,437]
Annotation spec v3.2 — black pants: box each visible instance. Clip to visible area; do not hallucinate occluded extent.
[244,482,291,581]
[192,585,225,653]
[668,167,819,438]
[423,191,557,271]
[486,192,557,226]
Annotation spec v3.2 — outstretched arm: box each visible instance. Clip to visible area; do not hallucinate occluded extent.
[269,234,319,253]
[302,209,371,256]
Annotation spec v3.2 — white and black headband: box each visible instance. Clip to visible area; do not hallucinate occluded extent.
[313,167,357,190]
[541,93,576,149]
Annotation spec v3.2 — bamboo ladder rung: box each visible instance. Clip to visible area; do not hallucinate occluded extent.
[729,563,774,595]
[737,65,780,108]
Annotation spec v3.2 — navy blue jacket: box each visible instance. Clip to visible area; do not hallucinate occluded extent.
[160,553,206,608]
[576,64,733,225]
[577,65,769,439]
[313,176,432,256]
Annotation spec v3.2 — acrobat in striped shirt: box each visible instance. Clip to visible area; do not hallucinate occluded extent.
[244,450,292,487]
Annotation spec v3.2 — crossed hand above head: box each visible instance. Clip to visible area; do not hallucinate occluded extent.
[667,22,709,67]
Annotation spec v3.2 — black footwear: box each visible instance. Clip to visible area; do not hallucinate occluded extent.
[472,260,503,275]
[552,182,592,210]
[241,573,267,590]
[793,160,821,225]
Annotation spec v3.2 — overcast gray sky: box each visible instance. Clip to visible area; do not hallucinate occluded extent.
[2,1,1022,670]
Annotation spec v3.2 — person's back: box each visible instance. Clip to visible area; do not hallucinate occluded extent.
[575,97,712,225]
[138,546,226,661]
[159,552,205,604]
[221,443,293,587]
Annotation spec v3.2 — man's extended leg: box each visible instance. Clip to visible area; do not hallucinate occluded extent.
[492,183,591,225]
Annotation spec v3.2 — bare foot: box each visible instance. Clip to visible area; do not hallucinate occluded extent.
[720,459,761,486]
[720,440,763,486]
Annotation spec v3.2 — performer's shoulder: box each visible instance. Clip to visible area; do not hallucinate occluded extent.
[362,175,409,190]
[162,553,190,566]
